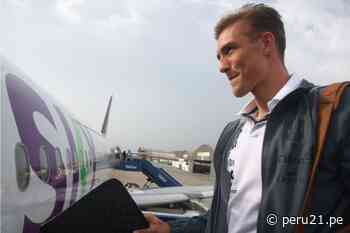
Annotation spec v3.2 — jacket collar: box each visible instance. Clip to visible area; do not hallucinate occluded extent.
[238,76,310,116]
[297,79,315,90]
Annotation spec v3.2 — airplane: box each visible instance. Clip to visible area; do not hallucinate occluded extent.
[0,55,213,233]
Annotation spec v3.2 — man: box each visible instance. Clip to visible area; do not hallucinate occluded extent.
[135,3,350,233]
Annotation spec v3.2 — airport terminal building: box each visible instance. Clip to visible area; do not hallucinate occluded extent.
[137,145,214,176]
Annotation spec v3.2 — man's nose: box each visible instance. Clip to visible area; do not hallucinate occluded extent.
[219,58,229,74]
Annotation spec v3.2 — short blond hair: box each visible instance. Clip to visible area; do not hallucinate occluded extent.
[214,3,286,60]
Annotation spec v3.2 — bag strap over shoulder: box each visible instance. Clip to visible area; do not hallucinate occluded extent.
[296,82,350,233]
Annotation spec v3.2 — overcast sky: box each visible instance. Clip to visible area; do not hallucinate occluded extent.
[1,0,349,152]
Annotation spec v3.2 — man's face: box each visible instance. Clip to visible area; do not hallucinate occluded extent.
[216,20,268,97]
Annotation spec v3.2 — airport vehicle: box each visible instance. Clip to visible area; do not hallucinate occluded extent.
[0,55,212,233]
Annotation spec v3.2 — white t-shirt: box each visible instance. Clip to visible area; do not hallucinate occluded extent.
[227,76,302,233]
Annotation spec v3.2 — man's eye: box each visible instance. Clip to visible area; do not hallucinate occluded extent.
[223,47,233,56]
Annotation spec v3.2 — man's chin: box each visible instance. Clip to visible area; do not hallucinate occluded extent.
[232,88,247,97]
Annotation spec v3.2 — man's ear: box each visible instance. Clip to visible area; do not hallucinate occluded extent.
[260,32,275,57]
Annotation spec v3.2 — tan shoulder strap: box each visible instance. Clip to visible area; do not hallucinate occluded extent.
[296,82,350,233]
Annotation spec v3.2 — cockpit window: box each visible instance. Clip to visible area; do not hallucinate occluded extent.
[15,143,30,191]
[39,145,49,181]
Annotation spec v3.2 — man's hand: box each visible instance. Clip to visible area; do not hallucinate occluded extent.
[133,213,171,233]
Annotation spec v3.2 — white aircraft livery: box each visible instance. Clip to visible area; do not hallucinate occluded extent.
[1,55,119,233]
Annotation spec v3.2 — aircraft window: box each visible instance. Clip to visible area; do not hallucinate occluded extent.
[89,151,93,168]
[39,146,49,181]
[85,151,90,169]
[66,149,72,170]
[83,150,87,168]
[85,151,89,169]
[15,143,30,192]
[78,149,82,167]
[84,150,87,169]
[55,148,65,175]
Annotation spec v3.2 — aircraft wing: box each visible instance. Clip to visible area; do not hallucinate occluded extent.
[130,185,213,207]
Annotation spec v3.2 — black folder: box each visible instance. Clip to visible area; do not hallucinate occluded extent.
[41,179,149,233]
